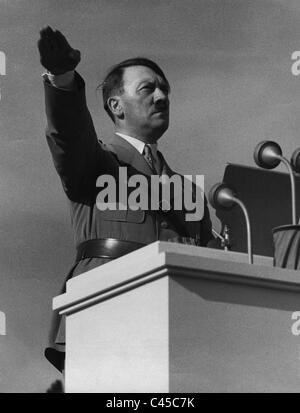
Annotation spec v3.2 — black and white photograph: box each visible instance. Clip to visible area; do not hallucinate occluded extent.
[1,0,300,394]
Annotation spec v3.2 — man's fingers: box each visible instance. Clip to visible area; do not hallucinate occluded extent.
[37,37,46,52]
[54,30,81,63]
[40,28,74,53]
[39,26,59,51]
[39,26,54,39]
[37,27,81,72]
[37,38,52,56]
[54,30,70,49]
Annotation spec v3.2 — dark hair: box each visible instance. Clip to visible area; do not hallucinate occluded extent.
[98,57,170,122]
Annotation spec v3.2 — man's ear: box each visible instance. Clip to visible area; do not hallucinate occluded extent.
[107,96,124,119]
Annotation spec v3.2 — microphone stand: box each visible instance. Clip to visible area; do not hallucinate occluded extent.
[232,197,253,264]
[254,141,297,225]
[277,155,296,225]
[209,183,253,264]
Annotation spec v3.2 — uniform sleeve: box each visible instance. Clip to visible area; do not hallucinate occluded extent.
[43,70,75,90]
[43,71,117,201]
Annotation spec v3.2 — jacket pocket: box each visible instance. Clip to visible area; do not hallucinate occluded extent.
[97,208,145,223]
[126,209,145,223]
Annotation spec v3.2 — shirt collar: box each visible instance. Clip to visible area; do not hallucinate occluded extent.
[115,132,158,156]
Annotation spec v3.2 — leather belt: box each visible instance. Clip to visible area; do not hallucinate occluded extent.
[76,238,145,262]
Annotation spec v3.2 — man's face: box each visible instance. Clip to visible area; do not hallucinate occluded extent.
[118,65,170,142]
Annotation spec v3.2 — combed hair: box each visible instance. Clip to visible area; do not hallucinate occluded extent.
[97,57,170,122]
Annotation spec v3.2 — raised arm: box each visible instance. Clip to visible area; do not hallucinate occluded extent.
[38,27,115,201]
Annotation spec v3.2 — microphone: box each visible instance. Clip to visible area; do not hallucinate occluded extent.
[253,140,282,169]
[208,183,253,264]
[254,141,297,225]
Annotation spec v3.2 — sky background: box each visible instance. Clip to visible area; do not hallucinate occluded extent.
[1,0,300,392]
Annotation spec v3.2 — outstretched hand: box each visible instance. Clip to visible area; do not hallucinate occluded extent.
[38,26,81,75]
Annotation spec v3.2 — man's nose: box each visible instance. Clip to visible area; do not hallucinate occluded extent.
[154,87,168,103]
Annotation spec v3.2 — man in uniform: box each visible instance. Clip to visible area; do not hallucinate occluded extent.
[38,26,213,372]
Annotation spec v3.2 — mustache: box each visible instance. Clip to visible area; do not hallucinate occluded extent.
[153,103,169,112]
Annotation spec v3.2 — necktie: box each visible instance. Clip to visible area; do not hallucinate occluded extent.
[143,144,157,173]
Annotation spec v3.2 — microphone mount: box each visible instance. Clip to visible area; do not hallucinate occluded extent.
[254,141,297,225]
[209,183,253,264]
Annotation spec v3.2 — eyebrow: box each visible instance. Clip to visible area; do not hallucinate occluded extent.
[137,78,155,86]
[137,78,169,90]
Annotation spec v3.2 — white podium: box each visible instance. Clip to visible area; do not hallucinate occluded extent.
[53,241,300,393]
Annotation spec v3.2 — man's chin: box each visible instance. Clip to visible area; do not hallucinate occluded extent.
[153,115,169,127]
[152,122,169,140]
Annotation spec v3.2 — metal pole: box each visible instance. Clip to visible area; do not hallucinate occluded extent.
[233,197,253,264]
[280,156,297,225]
